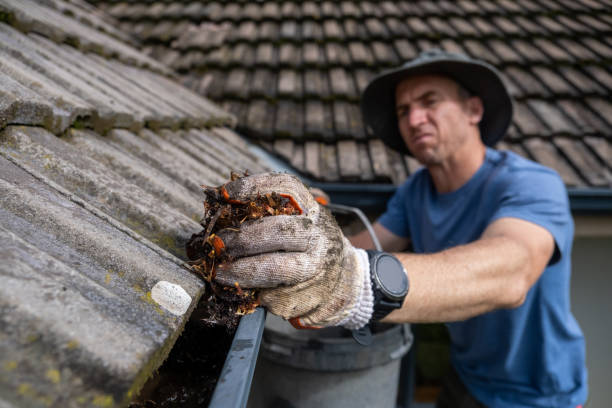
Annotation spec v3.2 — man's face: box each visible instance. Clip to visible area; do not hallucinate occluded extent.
[395,75,481,165]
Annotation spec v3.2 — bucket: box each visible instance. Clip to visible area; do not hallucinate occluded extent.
[247,315,412,408]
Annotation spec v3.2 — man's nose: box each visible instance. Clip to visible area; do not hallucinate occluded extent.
[408,106,427,128]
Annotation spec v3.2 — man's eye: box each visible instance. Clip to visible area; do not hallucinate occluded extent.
[424,98,437,106]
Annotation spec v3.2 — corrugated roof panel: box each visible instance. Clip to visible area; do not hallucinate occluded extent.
[0,154,203,407]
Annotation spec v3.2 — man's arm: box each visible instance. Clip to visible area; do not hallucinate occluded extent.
[382,217,555,323]
[349,222,411,252]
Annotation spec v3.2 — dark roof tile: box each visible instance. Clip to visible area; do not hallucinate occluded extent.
[513,101,548,136]
[323,19,344,40]
[259,21,279,42]
[349,42,375,66]
[304,141,322,178]
[357,142,376,180]
[449,17,480,36]
[584,98,612,130]
[302,2,321,20]
[440,38,467,55]
[305,100,334,141]
[394,39,419,61]
[329,67,356,99]
[326,42,351,66]
[582,37,612,59]
[365,18,390,39]
[371,41,400,66]
[528,100,580,135]
[369,139,393,180]
[360,2,384,19]
[512,15,546,35]
[385,17,412,37]
[343,18,368,40]
[557,38,599,61]
[487,39,523,64]
[554,137,612,187]
[262,2,280,20]
[405,17,431,36]
[302,20,324,42]
[321,1,341,19]
[583,136,612,169]
[303,42,324,67]
[427,16,458,37]
[224,68,250,99]
[533,38,575,63]
[281,2,300,19]
[560,66,607,95]
[511,39,550,64]
[279,43,301,67]
[337,139,362,179]
[280,20,299,41]
[274,100,303,138]
[522,137,583,186]
[380,1,402,16]
[278,69,302,98]
[583,65,612,92]
[558,99,611,135]
[340,2,362,18]
[472,16,501,37]
[255,43,277,67]
[250,69,277,99]
[246,100,276,140]
[531,66,578,96]
[304,69,330,99]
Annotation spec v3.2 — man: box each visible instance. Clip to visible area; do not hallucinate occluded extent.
[213,50,587,407]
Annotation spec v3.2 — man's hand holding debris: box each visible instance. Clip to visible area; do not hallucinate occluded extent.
[213,173,374,329]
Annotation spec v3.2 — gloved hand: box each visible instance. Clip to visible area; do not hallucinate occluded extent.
[214,173,373,329]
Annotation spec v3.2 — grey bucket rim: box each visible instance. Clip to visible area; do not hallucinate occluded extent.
[360,49,514,156]
[261,323,413,372]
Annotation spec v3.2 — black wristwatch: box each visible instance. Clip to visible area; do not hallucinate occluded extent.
[351,250,409,346]
[366,250,409,321]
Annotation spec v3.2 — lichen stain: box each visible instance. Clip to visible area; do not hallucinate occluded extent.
[3,361,17,371]
[45,369,60,384]
[140,291,165,316]
[17,383,32,396]
[92,394,114,408]
[66,340,79,350]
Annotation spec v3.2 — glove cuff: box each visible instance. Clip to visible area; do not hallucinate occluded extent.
[337,248,374,330]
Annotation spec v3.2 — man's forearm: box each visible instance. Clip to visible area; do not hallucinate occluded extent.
[382,235,532,324]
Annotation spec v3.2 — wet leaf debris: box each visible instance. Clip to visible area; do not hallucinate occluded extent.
[186,172,301,328]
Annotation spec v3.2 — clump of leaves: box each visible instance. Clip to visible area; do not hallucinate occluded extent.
[186,172,301,328]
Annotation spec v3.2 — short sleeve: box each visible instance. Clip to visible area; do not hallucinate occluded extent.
[490,166,572,265]
[378,181,411,238]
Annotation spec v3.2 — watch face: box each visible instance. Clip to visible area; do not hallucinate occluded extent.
[376,255,409,300]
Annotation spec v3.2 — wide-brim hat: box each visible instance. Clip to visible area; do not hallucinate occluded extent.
[361,49,513,155]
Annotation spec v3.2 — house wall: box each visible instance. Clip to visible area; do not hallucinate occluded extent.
[570,216,612,408]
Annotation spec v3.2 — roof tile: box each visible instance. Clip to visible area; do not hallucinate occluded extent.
[326,42,351,66]
[275,100,303,138]
[522,137,583,186]
[278,69,302,98]
[304,69,330,99]
[337,139,361,179]
[250,69,277,99]
[554,137,612,187]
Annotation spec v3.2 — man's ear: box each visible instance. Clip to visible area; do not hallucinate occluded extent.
[466,96,484,125]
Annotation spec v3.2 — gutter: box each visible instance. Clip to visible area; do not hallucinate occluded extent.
[247,143,612,215]
[309,183,612,215]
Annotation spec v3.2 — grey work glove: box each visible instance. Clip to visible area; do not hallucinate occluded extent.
[214,173,373,329]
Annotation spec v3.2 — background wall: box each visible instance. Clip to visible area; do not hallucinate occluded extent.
[571,229,612,408]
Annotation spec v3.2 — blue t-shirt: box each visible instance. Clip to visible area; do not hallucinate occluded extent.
[379,148,587,408]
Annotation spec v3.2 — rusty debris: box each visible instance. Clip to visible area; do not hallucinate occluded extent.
[186,172,301,328]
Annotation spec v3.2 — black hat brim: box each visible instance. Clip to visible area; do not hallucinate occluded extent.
[361,57,513,155]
